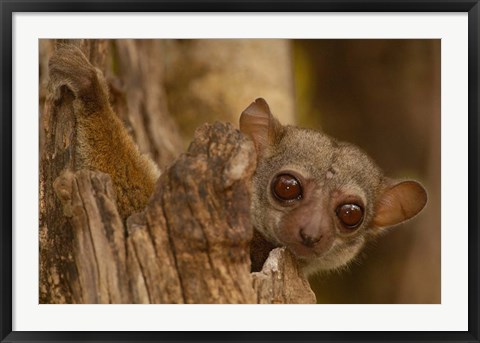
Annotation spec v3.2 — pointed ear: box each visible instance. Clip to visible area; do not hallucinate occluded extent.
[372,180,427,228]
[240,98,284,156]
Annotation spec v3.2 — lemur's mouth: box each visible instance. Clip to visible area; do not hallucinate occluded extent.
[286,242,325,259]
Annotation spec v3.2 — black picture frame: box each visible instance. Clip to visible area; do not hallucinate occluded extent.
[1,1,479,342]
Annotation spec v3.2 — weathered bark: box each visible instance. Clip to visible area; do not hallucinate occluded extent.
[39,40,109,304]
[49,123,314,304]
[252,248,316,304]
[39,39,183,303]
[52,170,130,304]
[40,39,315,304]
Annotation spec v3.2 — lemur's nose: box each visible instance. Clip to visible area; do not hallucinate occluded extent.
[299,228,322,247]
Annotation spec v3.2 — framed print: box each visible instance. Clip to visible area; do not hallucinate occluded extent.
[1,1,479,342]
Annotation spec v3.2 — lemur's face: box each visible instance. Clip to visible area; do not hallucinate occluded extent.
[251,126,385,274]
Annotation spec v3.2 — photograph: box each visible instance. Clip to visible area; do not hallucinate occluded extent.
[2,3,478,341]
[38,38,440,305]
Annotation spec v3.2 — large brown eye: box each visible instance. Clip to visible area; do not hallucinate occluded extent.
[336,204,364,229]
[271,174,302,201]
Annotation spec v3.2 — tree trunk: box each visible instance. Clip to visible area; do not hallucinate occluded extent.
[39,39,315,304]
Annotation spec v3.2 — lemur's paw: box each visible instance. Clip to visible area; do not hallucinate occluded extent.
[48,44,109,114]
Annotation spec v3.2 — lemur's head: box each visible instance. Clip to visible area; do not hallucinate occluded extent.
[240,98,427,275]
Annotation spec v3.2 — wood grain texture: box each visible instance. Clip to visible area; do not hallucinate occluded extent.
[252,248,316,304]
[40,39,109,303]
